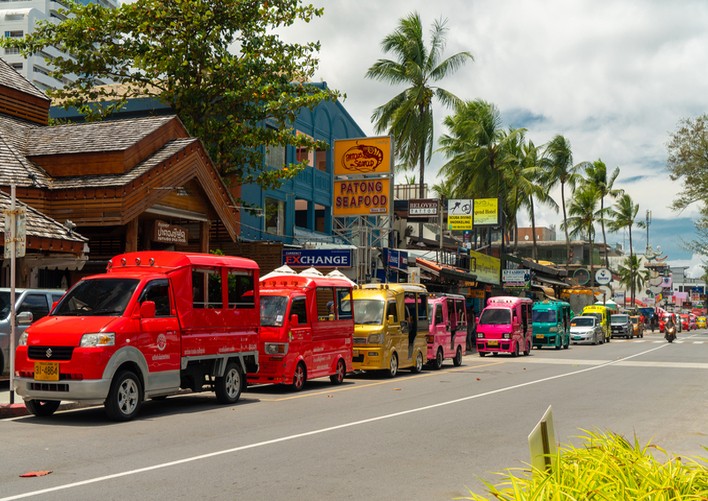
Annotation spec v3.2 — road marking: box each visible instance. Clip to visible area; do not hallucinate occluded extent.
[0,345,670,501]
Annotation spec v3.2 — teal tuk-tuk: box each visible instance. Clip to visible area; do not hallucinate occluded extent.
[532,300,572,349]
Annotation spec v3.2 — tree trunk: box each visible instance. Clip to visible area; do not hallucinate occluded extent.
[530,198,538,262]
[562,183,570,266]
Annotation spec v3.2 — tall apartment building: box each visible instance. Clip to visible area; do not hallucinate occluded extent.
[0,0,118,91]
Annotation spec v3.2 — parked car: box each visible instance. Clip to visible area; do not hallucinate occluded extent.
[570,315,604,345]
[629,315,644,338]
[610,313,632,339]
[1,288,65,375]
[688,314,698,331]
[697,316,707,329]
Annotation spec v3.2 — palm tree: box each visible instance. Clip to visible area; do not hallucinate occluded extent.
[543,135,580,266]
[367,12,473,200]
[580,159,622,267]
[563,185,600,276]
[608,193,639,257]
[438,100,522,249]
[618,255,650,307]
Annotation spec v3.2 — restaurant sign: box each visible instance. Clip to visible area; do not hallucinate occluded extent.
[153,220,188,245]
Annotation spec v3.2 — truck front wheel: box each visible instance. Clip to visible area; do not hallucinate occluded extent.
[215,361,243,404]
[25,399,60,417]
[105,370,143,421]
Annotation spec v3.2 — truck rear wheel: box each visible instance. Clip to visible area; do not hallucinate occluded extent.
[329,359,346,385]
[25,399,60,417]
[215,361,243,404]
[432,347,444,370]
[410,351,424,373]
[387,353,398,377]
[452,346,463,367]
[105,370,143,421]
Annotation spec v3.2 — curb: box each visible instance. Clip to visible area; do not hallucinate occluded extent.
[0,402,28,418]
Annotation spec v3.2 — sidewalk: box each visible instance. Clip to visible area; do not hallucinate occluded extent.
[0,381,29,418]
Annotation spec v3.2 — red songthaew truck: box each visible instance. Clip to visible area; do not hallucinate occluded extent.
[14,251,260,421]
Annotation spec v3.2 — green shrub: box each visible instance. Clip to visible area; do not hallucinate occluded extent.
[461,430,708,500]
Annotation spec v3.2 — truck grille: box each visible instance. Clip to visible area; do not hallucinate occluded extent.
[28,382,69,392]
[28,346,74,361]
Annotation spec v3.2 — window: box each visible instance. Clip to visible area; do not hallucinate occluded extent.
[4,47,19,55]
[434,305,443,324]
[227,270,255,309]
[295,131,314,166]
[336,288,353,319]
[139,279,171,316]
[18,294,49,320]
[295,198,309,228]
[290,297,307,324]
[192,268,223,309]
[4,30,24,38]
[10,63,22,70]
[265,197,285,236]
[315,203,325,232]
[315,148,327,172]
[386,301,398,322]
[266,143,285,168]
[316,287,335,321]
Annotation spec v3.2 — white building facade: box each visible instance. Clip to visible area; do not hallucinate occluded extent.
[0,0,118,91]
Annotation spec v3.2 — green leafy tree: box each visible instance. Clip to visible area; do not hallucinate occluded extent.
[666,114,708,256]
[579,159,622,267]
[607,192,639,258]
[2,0,337,189]
[563,185,600,275]
[366,11,473,199]
[543,135,581,265]
[618,255,650,307]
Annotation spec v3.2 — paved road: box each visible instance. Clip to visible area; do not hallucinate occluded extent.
[1,331,706,500]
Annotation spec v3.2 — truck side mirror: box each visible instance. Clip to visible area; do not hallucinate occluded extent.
[388,314,394,325]
[290,314,299,325]
[140,301,156,319]
[17,311,33,325]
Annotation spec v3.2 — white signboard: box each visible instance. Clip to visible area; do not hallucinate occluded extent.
[595,268,612,285]
[502,268,531,287]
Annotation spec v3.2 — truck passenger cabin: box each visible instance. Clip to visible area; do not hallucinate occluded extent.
[426,293,467,369]
[14,251,260,421]
[249,273,354,390]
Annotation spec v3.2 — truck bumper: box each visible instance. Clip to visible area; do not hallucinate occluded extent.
[14,377,111,403]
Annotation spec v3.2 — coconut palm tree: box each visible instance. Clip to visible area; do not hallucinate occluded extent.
[543,135,581,266]
[608,193,640,304]
[367,12,473,200]
[563,184,600,276]
[580,159,622,267]
[618,255,650,307]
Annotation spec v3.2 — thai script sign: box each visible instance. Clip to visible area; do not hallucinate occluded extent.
[153,220,188,245]
[283,249,352,268]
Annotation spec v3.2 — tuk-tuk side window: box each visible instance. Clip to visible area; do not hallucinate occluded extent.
[290,297,307,325]
[435,304,444,324]
[227,270,255,309]
[386,301,398,322]
[455,300,466,324]
[336,288,353,319]
[192,268,223,309]
[139,279,171,316]
[316,287,335,320]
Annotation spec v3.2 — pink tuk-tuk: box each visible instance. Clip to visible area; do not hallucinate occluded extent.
[426,293,467,369]
[476,296,533,357]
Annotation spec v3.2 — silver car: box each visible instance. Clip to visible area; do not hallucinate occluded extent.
[570,315,604,345]
[0,288,65,375]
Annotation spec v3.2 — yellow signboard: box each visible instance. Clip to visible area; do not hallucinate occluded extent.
[333,178,391,216]
[474,198,499,226]
[334,136,392,176]
[469,249,500,285]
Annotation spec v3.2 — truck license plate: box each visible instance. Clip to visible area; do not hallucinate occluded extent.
[34,361,59,381]
[536,334,545,339]
[487,340,499,347]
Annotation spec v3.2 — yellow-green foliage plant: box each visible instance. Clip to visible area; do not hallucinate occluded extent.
[461,430,708,500]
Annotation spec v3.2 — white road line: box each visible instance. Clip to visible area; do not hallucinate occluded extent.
[0,344,672,501]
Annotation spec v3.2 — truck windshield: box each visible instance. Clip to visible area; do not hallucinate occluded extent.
[532,310,556,323]
[353,299,384,325]
[54,278,139,316]
[479,308,511,325]
[260,296,288,327]
[611,314,629,324]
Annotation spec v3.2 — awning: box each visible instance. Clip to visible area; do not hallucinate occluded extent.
[416,257,477,283]
[534,275,568,288]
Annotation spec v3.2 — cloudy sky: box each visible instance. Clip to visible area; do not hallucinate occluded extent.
[280,0,708,276]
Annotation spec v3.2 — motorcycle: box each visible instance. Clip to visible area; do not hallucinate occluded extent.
[665,324,676,343]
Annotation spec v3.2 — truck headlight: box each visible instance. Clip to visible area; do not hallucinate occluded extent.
[548,326,558,332]
[264,343,288,355]
[18,332,29,346]
[367,333,384,344]
[80,332,115,347]
[502,333,511,339]
[477,333,484,338]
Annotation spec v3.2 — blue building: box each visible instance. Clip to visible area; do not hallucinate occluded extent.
[239,82,366,245]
